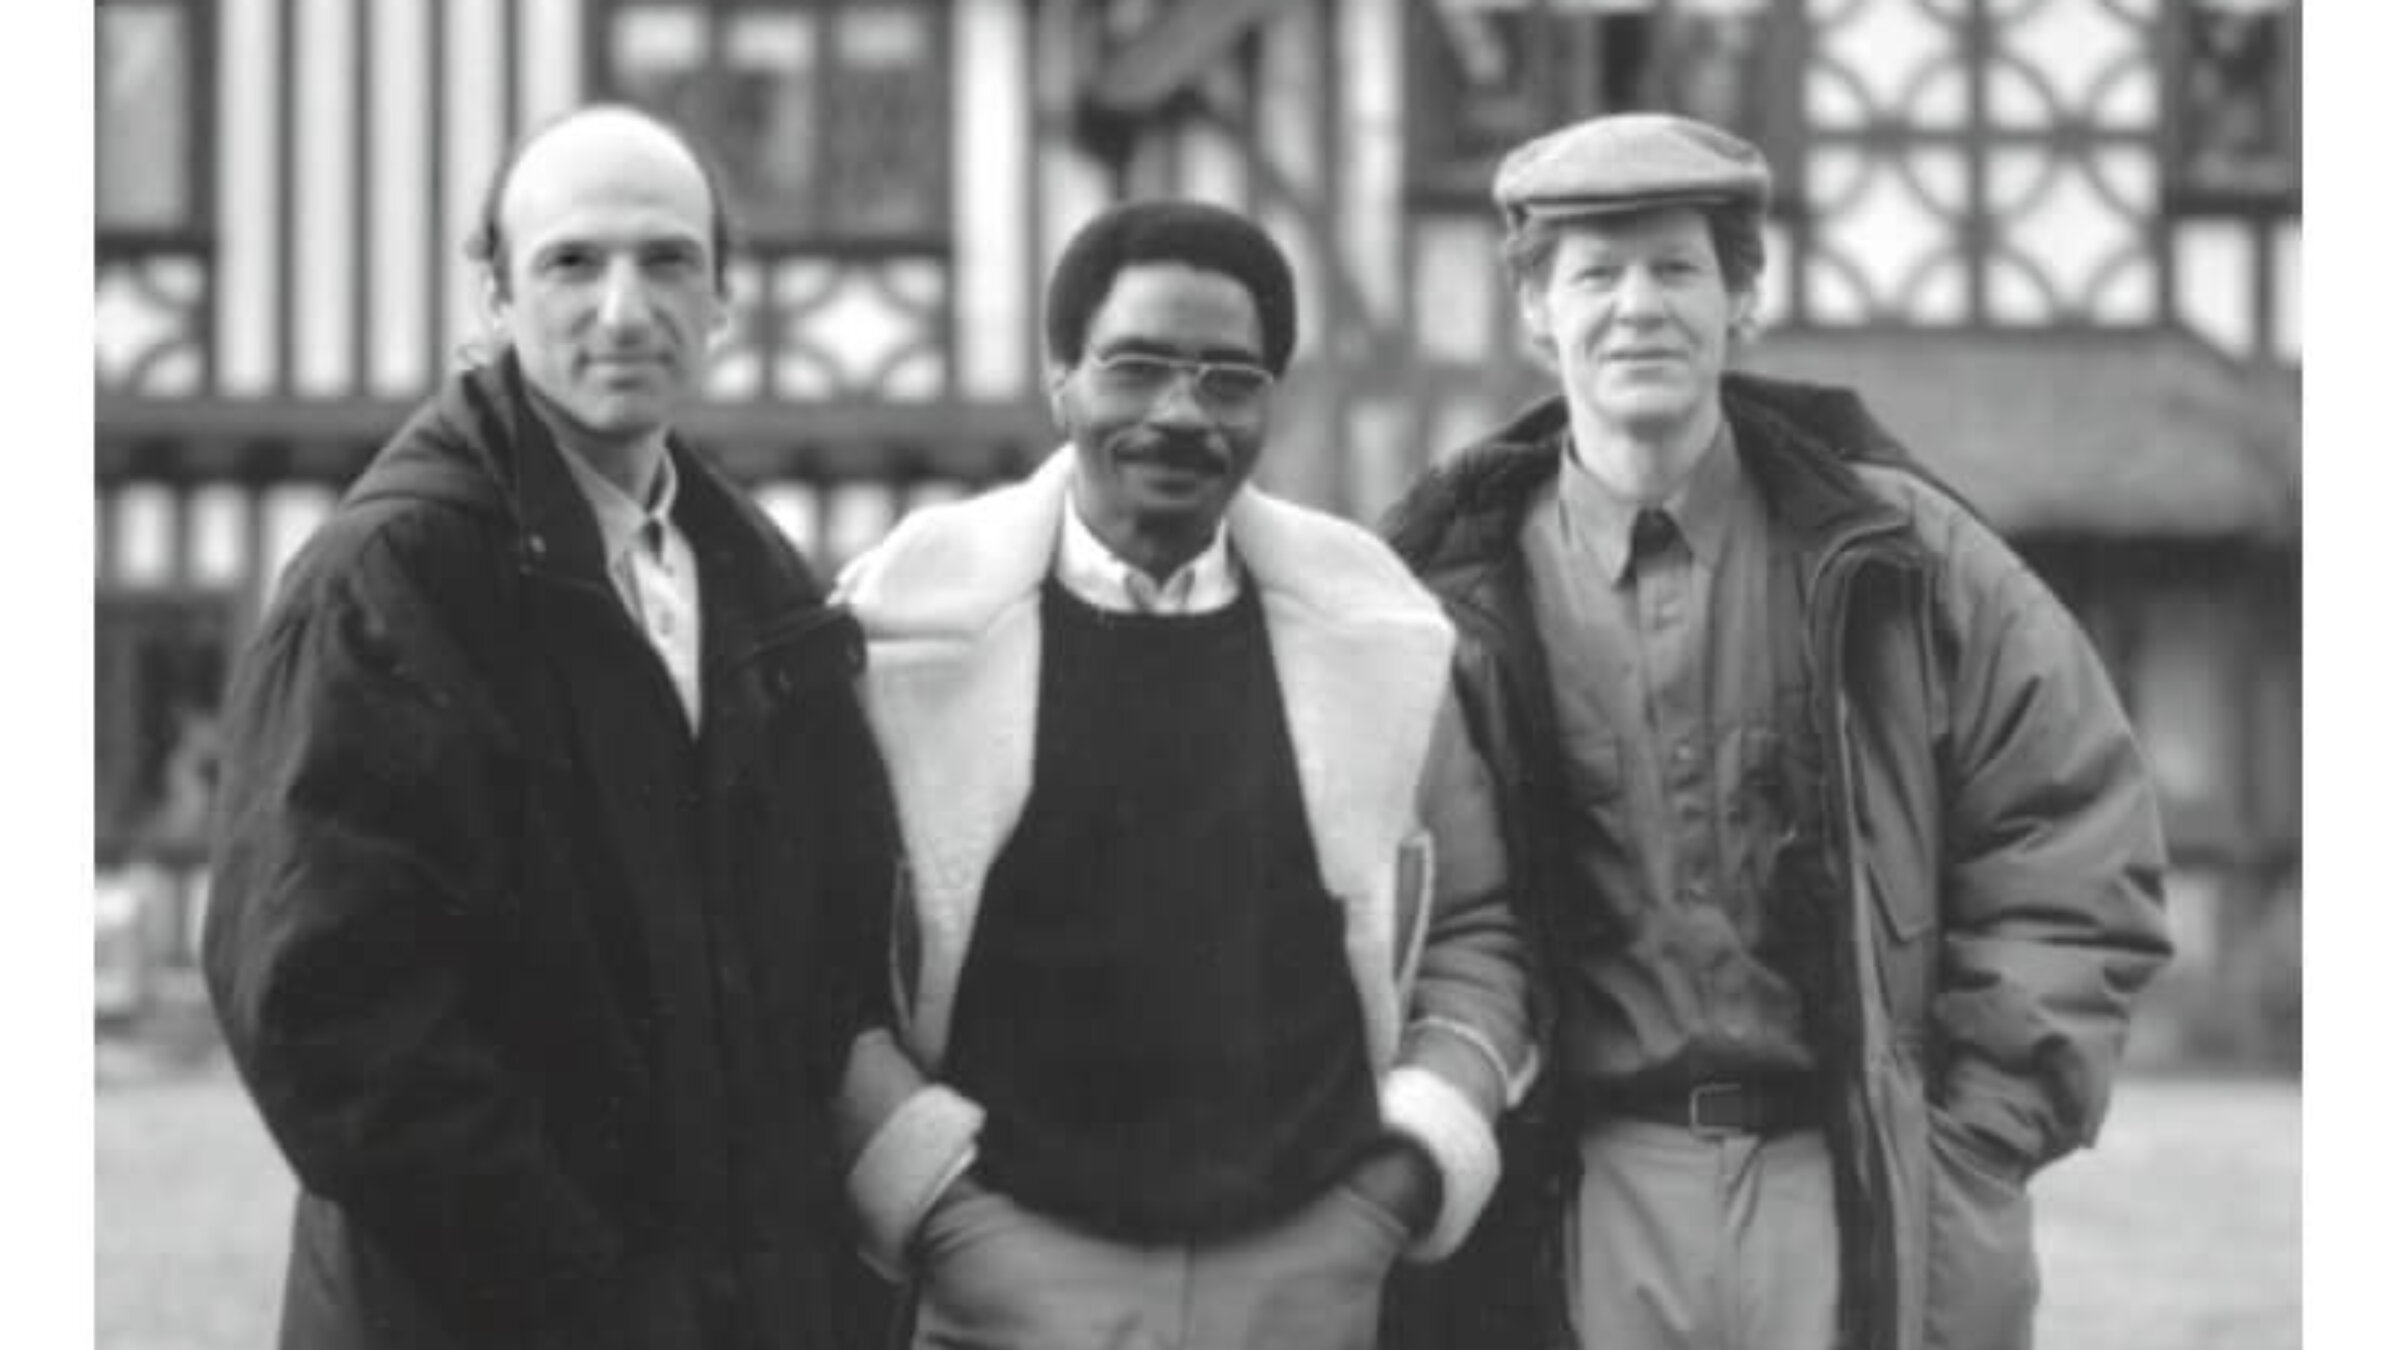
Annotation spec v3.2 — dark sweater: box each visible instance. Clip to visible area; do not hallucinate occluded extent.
[944,579,1382,1239]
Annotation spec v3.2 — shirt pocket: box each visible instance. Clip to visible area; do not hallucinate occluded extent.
[1559,723,1626,807]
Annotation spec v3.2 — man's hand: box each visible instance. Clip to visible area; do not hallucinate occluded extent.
[1345,1136,1443,1238]
[907,1164,995,1268]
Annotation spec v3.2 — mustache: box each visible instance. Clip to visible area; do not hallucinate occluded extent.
[1114,430,1230,472]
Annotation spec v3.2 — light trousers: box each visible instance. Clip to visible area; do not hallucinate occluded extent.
[909,1177,1410,1350]
[1567,1119,1842,1350]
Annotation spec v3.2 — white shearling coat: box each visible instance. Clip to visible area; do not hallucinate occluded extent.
[832,449,1536,1276]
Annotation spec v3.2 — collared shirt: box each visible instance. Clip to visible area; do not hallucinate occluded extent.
[556,442,704,732]
[1054,495,1243,615]
[1521,421,1817,1084]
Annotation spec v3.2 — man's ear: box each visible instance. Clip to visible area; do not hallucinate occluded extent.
[479,270,509,337]
[1728,287,1763,347]
[1514,278,1552,348]
[1045,362,1072,427]
[704,291,734,350]
[1513,279,1563,371]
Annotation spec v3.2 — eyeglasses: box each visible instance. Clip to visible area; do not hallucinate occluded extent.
[1083,351,1276,410]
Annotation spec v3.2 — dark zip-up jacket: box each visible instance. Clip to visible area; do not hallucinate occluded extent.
[1380,373,2172,1350]
[204,355,894,1350]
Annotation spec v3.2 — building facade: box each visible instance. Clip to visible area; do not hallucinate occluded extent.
[95,0,2300,1060]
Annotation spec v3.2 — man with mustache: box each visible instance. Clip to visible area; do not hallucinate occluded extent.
[1380,114,2171,1350]
[831,199,1535,1350]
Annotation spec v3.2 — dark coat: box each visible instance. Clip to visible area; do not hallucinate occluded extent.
[203,355,894,1350]
[1380,374,2173,1350]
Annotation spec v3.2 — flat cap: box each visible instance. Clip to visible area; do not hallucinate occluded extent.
[1493,112,1770,225]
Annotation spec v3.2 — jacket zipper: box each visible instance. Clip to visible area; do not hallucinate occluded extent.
[1803,522,1921,1350]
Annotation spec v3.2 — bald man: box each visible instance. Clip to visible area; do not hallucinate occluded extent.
[204,104,894,1350]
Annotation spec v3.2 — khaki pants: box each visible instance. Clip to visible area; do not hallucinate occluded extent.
[909,1178,1411,1350]
[1567,1120,1841,1350]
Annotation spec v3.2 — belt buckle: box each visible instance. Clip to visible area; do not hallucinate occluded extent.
[1687,1082,1750,1137]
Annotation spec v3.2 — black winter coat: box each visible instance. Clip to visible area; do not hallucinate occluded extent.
[204,355,894,1350]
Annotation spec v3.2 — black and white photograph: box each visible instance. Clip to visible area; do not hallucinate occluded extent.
[84,2,2307,1347]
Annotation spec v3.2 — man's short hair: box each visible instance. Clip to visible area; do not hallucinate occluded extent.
[1044,200,1298,376]
[463,102,739,298]
[1501,202,1766,296]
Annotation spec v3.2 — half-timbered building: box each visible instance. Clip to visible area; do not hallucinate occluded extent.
[96,0,2301,1058]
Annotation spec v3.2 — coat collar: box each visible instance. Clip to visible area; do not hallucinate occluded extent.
[1384,372,1940,581]
[374,353,827,634]
[842,446,1456,652]
[353,353,852,783]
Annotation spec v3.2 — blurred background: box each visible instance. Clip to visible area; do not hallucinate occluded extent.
[93,1,2300,1346]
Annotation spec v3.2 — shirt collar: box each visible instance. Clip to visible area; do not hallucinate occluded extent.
[1054,493,1240,615]
[556,443,681,567]
[1557,419,1742,583]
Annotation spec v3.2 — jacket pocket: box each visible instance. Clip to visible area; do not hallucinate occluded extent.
[1923,1107,2039,1350]
[1558,723,1623,807]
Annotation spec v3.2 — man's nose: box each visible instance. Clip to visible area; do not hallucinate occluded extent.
[1614,266,1667,319]
[1147,368,1212,426]
[595,256,647,330]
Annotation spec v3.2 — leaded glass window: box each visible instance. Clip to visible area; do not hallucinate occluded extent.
[602,0,947,247]
[1408,0,1788,208]
[2172,0,2299,209]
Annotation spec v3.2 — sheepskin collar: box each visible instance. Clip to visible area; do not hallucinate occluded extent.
[844,448,1456,1064]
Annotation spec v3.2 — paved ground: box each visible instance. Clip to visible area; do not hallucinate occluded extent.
[97,1041,2296,1350]
[95,1046,288,1350]
[2026,1075,2299,1350]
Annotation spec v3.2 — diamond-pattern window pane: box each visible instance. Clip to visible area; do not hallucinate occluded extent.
[1986,148,2154,325]
[776,259,944,399]
[96,256,207,394]
[1808,0,1961,129]
[1993,0,2153,128]
[99,3,192,229]
[1807,147,1970,324]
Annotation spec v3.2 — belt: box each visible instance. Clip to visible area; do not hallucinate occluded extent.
[1597,1074,1826,1138]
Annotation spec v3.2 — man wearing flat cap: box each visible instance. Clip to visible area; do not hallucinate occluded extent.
[1380,112,2171,1350]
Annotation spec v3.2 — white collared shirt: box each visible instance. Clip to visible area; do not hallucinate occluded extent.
[1054,496,1242,615]
[556,443,704,732]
